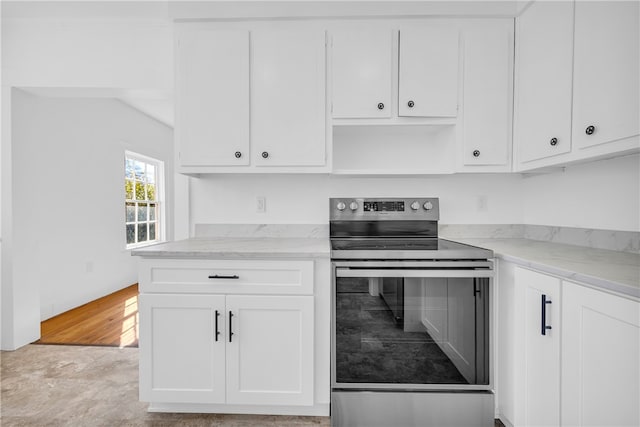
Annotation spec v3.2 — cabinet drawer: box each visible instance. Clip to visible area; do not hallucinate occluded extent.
[139,259,314,295]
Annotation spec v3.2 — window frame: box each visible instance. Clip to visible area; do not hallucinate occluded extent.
[125,150,165,249]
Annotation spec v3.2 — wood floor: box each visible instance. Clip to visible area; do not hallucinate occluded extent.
[36,284,139,348]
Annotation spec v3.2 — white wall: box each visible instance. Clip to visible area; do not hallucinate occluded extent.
[189,173,525,229]
[2,17,172,90]
[8,90,173,346]
[522,154,640,232]
[1,11,175,350]
[189,155,639,233]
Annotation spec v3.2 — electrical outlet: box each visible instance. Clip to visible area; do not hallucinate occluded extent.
[256,196,266,213]
[477,195,488,212]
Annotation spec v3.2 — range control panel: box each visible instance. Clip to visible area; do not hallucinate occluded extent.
[330,198,439,221]
[363,201,404,212]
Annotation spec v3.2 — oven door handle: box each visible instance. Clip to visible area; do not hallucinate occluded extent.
[335,268,493,278]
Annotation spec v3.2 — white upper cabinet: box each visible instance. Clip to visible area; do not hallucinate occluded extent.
[331,29,393,119]
[514,1,573,164]
[514,0,639,171]
[331,25,460,121]
[252,29,327,167]
[398,26,459,117]
[176,28,250,166]
[460,20,513,168]
[175,23,328,173]
[572,1,640,149]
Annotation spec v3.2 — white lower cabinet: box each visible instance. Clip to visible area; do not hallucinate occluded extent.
[225,295,314,406]
[498,262,640,427]
[139,293,314,407]
[561,281,640,427]
[139,294,227,404]
[513,266,561,427]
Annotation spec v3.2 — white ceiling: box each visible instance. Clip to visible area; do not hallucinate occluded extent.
[18,87,175,128]
[117,96,174,128]
[3,1,531,20]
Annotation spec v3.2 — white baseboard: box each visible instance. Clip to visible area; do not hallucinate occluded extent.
[147,401,330,417]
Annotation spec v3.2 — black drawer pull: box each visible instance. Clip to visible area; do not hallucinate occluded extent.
[214,310,220,342]
[208,274,239,279]
[541,294,552,335]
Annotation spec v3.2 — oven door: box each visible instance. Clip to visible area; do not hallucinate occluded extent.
[332,261,493,391]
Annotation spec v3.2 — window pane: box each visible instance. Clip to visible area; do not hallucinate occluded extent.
[147,164,155,183]
[134,160,145,180]
[125,159,135,179]
[138,203,148,221]
[125,180,134,200]
[126,224,135,244]
[135,182,145,200]
[149,222,156,241]
[149,204,156,221]
[147,183,156,201]
[126,202,135,222]
[137,223,147,242]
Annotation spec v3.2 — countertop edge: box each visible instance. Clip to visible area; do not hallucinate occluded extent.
[495,252,640,300]
[131,251,331,259]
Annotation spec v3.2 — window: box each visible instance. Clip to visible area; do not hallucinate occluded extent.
[125,152,163,248]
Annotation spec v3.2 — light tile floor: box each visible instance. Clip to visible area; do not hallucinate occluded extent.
[1,344,330,426]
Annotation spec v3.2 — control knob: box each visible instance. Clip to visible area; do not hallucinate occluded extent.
[349,201,359,211]
[423,201,434,211]
[410,201,420,210]
[336,202,346,211]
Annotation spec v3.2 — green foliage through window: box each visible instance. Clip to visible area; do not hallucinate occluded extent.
[125,153,161,247]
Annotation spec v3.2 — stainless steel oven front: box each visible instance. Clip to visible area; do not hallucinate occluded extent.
[330,260,495,427]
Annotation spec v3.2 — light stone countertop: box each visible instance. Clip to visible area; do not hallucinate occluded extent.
[132,234,639,298]
[130,237,330,259]
[449,238,640,299]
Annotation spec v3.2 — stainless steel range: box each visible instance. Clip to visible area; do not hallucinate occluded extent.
[330,197,495,427]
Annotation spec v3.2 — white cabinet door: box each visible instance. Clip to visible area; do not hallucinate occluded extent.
[252,29,326,166]
[495,260,516,425]
[226,295,314,406]
[176,28,250,166]
[562,282,640,427]
[420,278,448,343]
[398,26,459,117]
[514,1,573,164]
[514,267,561,427]
[331,29,393,119]
[572,1,640,149]
[460,21,513,166]
[445,277,479,383]
[139,294,226,404]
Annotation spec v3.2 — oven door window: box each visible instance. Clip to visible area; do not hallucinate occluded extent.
[335,274,489,387]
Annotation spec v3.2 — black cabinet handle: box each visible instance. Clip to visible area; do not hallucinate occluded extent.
[541,294,552,335]
[585,125,595,135]
[229,311,234,343]
[208,274,239,279]
[550,137,558,146]
[473,150,480,157]
[261,151,269,159]
[377,103,385,110]
[214,310,220,342]
[234,151,242,158]
[408,100,415,108]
